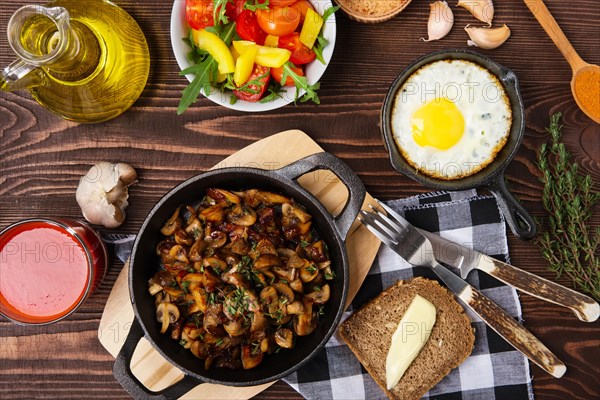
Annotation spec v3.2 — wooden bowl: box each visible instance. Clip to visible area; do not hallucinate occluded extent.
[335,0,412,23]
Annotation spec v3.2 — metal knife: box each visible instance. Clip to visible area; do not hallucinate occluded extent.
[365,203,567,378]
[418,228,600,323]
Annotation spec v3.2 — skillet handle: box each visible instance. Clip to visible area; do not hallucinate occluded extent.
[113,319,200,400]
[487,174,537,240]
[275,152,366,240]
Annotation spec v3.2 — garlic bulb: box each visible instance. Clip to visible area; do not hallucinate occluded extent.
[457,0,494,26]
[76,162,137,228]
[465,24,511,49]
[421,1,454,42]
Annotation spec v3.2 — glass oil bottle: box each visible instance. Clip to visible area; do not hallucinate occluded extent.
[1,1,150,123]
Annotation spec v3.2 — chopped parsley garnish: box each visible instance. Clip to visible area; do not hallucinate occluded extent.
[306,264,318,273]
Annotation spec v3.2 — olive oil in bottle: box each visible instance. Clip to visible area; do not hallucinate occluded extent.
[1,0,150,123]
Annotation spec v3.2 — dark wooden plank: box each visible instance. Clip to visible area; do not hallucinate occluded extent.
[1,0,599,399]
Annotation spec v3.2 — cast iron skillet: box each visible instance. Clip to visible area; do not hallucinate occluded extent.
[112,152,366,399]
[381,49,536,240]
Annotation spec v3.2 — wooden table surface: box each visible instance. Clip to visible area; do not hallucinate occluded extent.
[1,0,599,399]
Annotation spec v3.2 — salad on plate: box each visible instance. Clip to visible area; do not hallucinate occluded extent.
[176,0,337,113]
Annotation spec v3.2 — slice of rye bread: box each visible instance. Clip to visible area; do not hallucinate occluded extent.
[339,277,475,400]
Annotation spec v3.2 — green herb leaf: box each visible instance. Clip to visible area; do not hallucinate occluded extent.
[177,23,237,115]
[259,81,284,103]
[313,35,329,65]
[311,6,337,65]
[321,5,339,22]
[245,0,269,12]
[177,58,216,115]
[181,279,191,294]
[191,313,203,328]
[305,264,317,273]
[213,0,234,25]
[281,62,320,104]
[226,70,270,94]
[208,292,217,304]
[535,113,600,300]
[192,227,202,240]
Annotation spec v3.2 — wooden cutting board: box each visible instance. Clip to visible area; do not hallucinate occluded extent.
[98,130,381,399]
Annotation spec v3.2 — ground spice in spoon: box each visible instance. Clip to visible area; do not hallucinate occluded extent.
[574,70,600,120]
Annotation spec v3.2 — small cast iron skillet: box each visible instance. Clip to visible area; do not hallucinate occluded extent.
[381,49,536,240]
[112,152,365,399]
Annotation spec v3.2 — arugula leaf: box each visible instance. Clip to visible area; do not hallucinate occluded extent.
[321,5,339,22]
[313,35,328,65]
[184,31,209,64]
[205,25,221,37]
[259,81,284,103]
[311,6,338,65]
[244,0,269,12]
[226,70,269,94]
[213,0,233,25]
[178,58,216,115]
[177,23,237,114]
[281,62,320,104]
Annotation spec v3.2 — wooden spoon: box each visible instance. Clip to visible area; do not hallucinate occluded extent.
[524,0,600,123]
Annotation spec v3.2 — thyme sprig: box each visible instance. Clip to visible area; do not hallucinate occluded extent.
[535,113,600,300]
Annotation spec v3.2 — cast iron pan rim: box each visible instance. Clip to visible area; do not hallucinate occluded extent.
[128,166,350,386]
[381,48,525,190]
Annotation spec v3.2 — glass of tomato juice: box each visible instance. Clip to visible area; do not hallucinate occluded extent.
[0,218,108,325]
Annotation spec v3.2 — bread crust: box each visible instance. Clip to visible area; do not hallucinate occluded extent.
[338,277,475,400]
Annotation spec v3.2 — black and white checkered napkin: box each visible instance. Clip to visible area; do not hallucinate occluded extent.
[104,189,534,400]
[281,189,534,400]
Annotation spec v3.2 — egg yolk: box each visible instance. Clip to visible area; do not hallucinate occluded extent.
[411,98,465,150]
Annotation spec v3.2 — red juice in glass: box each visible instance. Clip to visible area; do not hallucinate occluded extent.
[0,218,107,325]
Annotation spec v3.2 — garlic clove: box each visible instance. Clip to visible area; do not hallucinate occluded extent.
[421,1,454,42]
[465,24,510,49]
[457,0,494,26]
[76,162,137,228]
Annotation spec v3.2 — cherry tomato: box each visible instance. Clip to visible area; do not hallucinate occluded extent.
[271,65,304,86]
[225,0,245,20]
[256,6,301,36]
[186,0,214,30]
[269,0,298,6]
[233,64,271,102]
[291,0,314,22]
[278,32,316,65]
[236,9,267,45]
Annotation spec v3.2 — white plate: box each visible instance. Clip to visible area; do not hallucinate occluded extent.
[170,0,337,112]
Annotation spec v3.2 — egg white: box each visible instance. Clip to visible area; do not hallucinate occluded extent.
[391,60,512,180]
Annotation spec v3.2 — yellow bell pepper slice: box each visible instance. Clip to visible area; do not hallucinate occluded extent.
[192,29,235,74]
[234,44,257,86]
[263,35,279,48]
[232,40,256,55]
[217,73,228,83]
[299,8,323,49]
[255,46,291,68]
[233,40,291,68]
[231,46,239,63]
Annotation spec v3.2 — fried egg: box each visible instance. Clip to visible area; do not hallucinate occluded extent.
[391,60,512,180]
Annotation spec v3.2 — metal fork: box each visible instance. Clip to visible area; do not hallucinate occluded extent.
[359,201,566,379]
